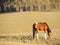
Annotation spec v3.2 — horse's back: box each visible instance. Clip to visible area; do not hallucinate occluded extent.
[35,22,48,30]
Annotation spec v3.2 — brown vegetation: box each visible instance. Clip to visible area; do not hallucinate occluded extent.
[0,0,60,12]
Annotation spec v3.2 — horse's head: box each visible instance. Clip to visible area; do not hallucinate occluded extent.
[47,29,52,38]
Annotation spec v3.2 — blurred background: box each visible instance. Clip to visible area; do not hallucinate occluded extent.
[0,0,60,13]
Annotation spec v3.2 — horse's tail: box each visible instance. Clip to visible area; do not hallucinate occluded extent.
[32,23,36,39]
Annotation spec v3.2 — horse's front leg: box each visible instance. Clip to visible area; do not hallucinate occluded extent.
[44,30,47,40]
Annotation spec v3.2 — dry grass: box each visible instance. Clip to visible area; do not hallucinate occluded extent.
[0,12,60,45]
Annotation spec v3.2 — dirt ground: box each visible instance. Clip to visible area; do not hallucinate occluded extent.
[0,12,60,45]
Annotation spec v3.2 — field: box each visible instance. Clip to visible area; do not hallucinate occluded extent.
[0,12,60,45]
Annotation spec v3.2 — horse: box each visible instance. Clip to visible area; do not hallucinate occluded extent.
[32,22,52,40]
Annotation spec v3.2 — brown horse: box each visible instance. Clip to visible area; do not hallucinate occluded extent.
[32,22,52,39]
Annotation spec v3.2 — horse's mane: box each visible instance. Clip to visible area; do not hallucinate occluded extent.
[43,22,51,36]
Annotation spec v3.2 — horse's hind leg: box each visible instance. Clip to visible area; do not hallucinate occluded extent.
[35,30,39,40]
